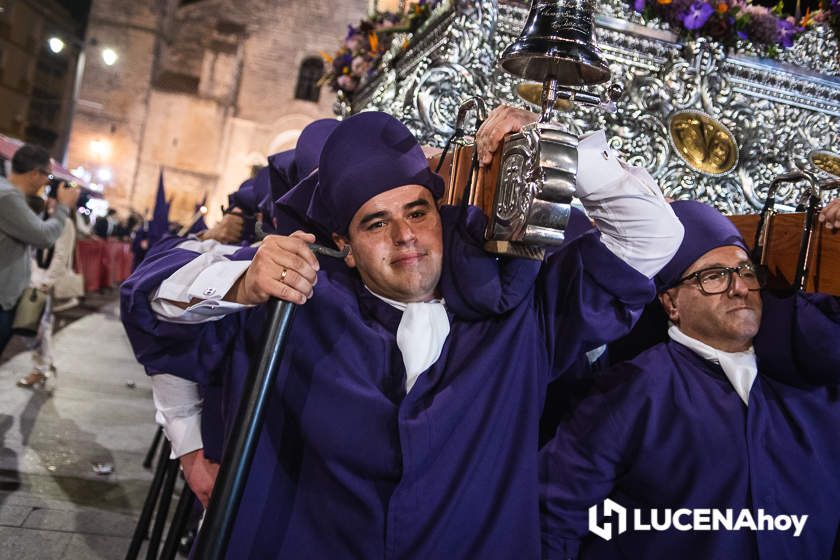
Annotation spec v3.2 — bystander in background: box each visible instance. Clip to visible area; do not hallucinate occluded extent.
[0,144,79,357]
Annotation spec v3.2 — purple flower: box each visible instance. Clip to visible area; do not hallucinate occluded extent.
[634,0,646,12]
[737,30,748,40]
[776,19,802,48]
[682,2,714,30]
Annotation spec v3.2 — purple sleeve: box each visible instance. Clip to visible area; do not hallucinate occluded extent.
[540,363,645,559]
[227,245,258,261]
[538,221,656,378]
[437,204,542,320]
[145,233,188,259]
[436,204,655,375]
[119,247,247,385]
[754,292,840,385]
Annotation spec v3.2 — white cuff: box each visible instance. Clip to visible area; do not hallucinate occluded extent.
[161,413,205,459]
[152,257,253,323]
[187,259,251,302]
[152,374,205,458]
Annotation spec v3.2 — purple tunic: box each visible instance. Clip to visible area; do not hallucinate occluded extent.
[121,207,655,559]
[540,292,840,560]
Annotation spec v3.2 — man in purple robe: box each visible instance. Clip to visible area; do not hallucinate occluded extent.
[144,119,339,506]
[253,118,339,235]
[540,200,840,559]
[122,110,683,558]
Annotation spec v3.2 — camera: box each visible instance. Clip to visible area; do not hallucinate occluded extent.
[45,177,66,199]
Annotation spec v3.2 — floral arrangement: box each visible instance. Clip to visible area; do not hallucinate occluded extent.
[631,0,840,53]
[322,1,442,97]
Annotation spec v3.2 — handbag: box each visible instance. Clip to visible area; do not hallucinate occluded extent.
[52,237,85,301]
[53,270,84,300]
[12,288,48,337]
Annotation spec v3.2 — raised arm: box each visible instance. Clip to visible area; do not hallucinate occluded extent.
[473,107,682,374]
[0,193,67,248]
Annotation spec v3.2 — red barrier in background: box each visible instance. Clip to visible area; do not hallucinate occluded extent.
[75,239,132,292]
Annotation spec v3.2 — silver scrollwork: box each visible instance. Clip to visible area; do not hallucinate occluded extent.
[349,0,840,213]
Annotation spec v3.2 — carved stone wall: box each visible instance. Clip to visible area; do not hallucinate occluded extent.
[350,0,840,213]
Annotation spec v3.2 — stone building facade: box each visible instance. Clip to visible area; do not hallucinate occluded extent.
[0,0,84,159]
[67,0,369,223]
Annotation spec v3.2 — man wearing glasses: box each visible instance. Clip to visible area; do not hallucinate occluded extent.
[540,200,840,559]
[0,144,79,356]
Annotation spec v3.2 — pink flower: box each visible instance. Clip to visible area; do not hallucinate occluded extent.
[811,10,828,23]
[351,56,371,75]
[344,34,364,52]
[337,75,357,92]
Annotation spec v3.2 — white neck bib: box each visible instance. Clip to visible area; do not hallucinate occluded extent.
[367,288,451,393]
[668,325,757,406]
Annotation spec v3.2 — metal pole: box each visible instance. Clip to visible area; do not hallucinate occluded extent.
[60,46,86,166]
[193,298,297,560]
[146,458,180,560]
[160,479,197,560]
[143,427,163,469]
[794,193,820,291]
[126,439,172,560]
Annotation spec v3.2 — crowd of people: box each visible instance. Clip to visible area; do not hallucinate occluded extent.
[117,106,840,559]
[0,144,147,388]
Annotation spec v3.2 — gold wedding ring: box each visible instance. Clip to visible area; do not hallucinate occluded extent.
[280,268,288,283]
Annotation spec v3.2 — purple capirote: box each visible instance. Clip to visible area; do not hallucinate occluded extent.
[655,200,749,292]
[303,111,444,236]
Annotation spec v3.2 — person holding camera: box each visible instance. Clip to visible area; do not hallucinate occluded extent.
[0,144,79,357]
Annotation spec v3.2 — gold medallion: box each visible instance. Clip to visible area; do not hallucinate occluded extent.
[809,150,840,178]
[668,110,739,176]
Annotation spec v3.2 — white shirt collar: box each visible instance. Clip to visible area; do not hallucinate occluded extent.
[668,324,757,406]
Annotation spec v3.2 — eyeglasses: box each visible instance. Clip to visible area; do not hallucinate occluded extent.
[677,262,766,295]
[221,205,257,222]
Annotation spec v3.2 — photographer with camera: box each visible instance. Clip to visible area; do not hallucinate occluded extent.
[0,144,79,357]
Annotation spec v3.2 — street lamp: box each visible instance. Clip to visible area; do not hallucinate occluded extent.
[49,35,120,164]
[101,47,118,66]
[48,37,65,54]
[90,139,112,159]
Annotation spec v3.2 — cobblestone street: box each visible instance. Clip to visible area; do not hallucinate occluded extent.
[0,294,159,559]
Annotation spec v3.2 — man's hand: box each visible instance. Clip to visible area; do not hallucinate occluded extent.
[820,199,840,231]
[227,231,319,305]
[56,182,80,209]
[179,448,219,508]
[475,106,537,167]
[200,212,244,244]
